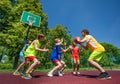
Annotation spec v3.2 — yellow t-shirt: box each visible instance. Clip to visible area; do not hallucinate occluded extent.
[25,40,41,58]
[83,35,105,52]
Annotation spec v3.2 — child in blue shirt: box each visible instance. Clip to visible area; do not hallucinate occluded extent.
[48,38,69,77]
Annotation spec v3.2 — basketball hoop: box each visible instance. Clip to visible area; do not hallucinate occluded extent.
[21,11,41,27]
[28,20,33,26]
[27,16,36,26]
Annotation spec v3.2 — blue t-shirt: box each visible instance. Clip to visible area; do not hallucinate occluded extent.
[51,45,62,61]
[57,45,62,60]
[19,50,24,57]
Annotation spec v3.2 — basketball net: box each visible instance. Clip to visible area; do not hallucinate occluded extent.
[27,16,36,26]
[29,20,33,26]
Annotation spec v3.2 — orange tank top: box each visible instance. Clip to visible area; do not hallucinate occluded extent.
[72,47,79,56]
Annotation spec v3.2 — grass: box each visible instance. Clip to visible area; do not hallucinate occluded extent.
[0,69,13,73]
[0,66,120,73]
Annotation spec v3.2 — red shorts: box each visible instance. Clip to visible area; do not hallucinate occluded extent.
[53,60,60,65]
[26,56,36,61]
[72,55,79,60]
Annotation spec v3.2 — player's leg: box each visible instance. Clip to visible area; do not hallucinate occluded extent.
[59,60,66,73]
[48,60,62,77]
[22,60,30,73]
[55,60,66,75]
[13,62,25,75]
[88,51,111,79]
[23,57,39,79]
[88,51,105,72]
[26,58,39,74]
[30,61,40,75]
[76,58,80,75]
[13,56,25,75]
[72,58,77,75]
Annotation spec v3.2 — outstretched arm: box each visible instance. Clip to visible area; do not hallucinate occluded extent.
[61,47,69,52]
[79,43,88,50]
[78,38,88,50]
[33,40,49,52]
[61,45,72,53]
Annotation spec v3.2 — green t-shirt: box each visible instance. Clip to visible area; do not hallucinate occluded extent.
[25,40,41,58]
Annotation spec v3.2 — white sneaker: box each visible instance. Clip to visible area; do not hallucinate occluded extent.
[48,72,53,77]
[59,71,64,75]
[76,72,80,75]
[72,71,76,75]
[58,71,63,76]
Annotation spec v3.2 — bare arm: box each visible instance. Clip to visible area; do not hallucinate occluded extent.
[33,40,49,52]
[79,43,88,50]
[79,39,87,43]
[22,46,26,52]
[61,47,69,53]
[78,38,88,50]
[61,45,72,53]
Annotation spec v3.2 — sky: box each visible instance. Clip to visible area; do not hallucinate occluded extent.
[40,0,120,48]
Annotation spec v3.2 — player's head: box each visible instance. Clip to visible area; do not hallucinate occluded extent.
[54,38,61,43]
[38,34,45,41]
[27,40,32,44]
[81,29,89,37]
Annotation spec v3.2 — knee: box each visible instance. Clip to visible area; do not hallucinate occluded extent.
[74,62,77,65]
[64,64,67,68]
[88,59,92,63]
[62,63,66,67]
[37,61,40,65]
[77,62,80,65]
[58,64,62,67]
[34,60,40,65]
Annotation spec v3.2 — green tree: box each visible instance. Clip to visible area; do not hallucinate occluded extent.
[0,0,12,31]
[101,42,120,65]
[0,0,48,69]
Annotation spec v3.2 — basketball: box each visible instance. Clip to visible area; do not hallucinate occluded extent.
[74,37,81,44]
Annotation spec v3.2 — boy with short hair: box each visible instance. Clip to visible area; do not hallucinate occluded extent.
[13,40,32,75]
[48,38,69,77]
[22,34,49,79]
[78,29,111,80]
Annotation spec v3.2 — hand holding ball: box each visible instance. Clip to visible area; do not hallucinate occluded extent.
[74,37,81,44]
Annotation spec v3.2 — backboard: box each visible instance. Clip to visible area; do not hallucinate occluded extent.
[20,11,41,27]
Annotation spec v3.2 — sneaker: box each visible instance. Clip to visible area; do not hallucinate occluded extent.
[60,71,64,75]
[104,75,112,80]
[48,72,53,77]
[13,71,21,76]
[97,72,112,80]
[26,73,32,78]
[72,71,76,75]
[76,72,80,75]
[58,71,63,76]
[22,73,32,79]
[21,73,25,78]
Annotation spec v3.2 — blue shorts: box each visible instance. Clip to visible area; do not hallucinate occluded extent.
[19,56,25,62]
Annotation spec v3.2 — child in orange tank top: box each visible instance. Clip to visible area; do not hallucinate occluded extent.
[70,42,82,75]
